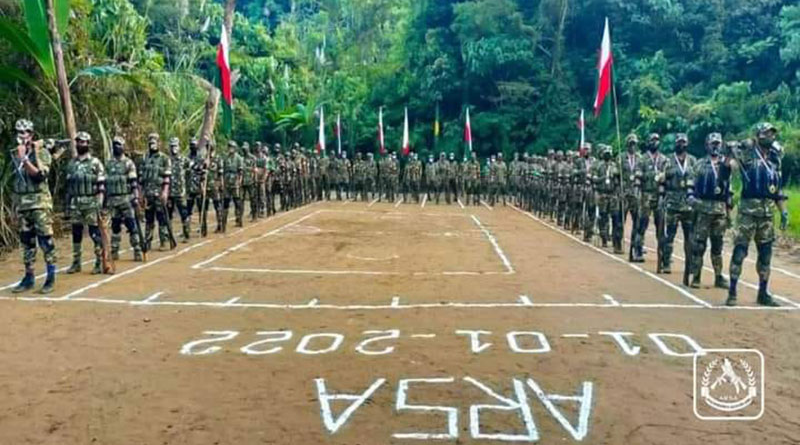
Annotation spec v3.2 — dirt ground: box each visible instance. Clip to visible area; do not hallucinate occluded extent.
[0,199,799,445]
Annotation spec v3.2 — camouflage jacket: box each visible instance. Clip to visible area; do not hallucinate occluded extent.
[12,140,53,212]
[661,153,696,212]
[140,151,172,198]
[637,151,667,194]
[106,155,137,198]
[170,154,189,198]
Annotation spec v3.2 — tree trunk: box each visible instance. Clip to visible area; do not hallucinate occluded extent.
[198,0,236,151]
[45,0,76,158]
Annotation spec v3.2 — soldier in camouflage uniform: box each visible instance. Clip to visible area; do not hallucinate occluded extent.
[659,133,696,282]
[405,152,422,203]
[576,146,596,241]
[222,141,244,231]
[167,137,190,243]
[726,123,790,307]
[205,143,224,233]
[491,153,508,206]
[239,142,256,221]
[105,136,142,262]
[186,138,207,234]
[265,145,279,215]
[555,151,571,226]
[687,133,731,289]
[254,143,268,218]
[140,133,172,251]
[387,152,399,202]
[65,132,108,274]
[353,152,365,201]
[331,151,347,200]
[621,134,643,262]
[509,152,523,206]
[444,152,457,204]
[424,155,437,202]
[545,149,558,219]
[10,119,57,294]
[434,153,448,204]
[319,150,331,201]
[465,152,481,206]
[636,133,667,267]
[366,153,378,200]
[592,145,622,252]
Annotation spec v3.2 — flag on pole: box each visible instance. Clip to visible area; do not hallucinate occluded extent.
[336,113,342,155]
[402,107,410,156]
[216,23,233,135]
[378,107,386,155]
[317,107,325,154]
[593,17,613,117]
[464,107,473,154]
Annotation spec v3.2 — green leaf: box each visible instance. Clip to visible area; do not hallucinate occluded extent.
[0,64,59,113]
[22,0,55,78]
[71,65,145,88]
[56,0,70,37]
[0,17,53,77]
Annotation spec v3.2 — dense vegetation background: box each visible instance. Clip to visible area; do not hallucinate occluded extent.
[1,0,799,245]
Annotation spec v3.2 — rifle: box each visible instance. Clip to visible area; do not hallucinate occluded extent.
[133,196,148,262]
[160,198,178,249]
[97,209,115,274]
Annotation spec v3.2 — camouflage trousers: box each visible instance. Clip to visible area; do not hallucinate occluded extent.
[692,211,727,278]
[241,185,256,220]
[637,193,663,260]
[144,195,170,249]
[730,213,775,282]
[596,193,622,247]
[622,193,640,257]
[663,209,694,270]
[107,196,141,256]
[69,202,103,263]
[17,208,56,267]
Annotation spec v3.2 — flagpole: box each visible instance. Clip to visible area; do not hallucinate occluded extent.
[611,64,625,219]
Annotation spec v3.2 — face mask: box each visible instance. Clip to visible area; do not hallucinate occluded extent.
[149,141,158,152]
[602,153,611,161]
[758,136,774,149]
[627,143,636,153]
[647,142,659,153]
[190,145,198,155]
[113,144,124,157]
[708,145,720,157]
[77,143,90,156]
[675,144,687,154]
[171,146,179,156]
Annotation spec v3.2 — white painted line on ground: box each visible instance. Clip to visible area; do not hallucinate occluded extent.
[480,200,493,211]
[421,194,427,208]
[0,249,131,291]
[58,240,214,300]
[223,297,241,306]
[457,198,465,209]
[135,291,164,305]
[391,296,400,307]
[394,197,404,208]
[519,295,534,306]
[602,294,621,306]
[470,214,515,274]
[562,334,590,338]
[206,267,398,275]
[307,298,319,307]
[191,210,321,270]
[410,334,437,339]
[509,205,713,308]
[368,198,379,207]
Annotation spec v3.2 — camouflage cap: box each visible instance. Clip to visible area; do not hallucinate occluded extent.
[705,133,722,144]
[112,136,126,146]
[675,133,688,143]
[228,140,238,148]
[625,133,639,144]
[169,137,180,147]
[242,142,250,149]
[647,133,660,142]
[190,138,199,146]
[76,131,91,142]
[598,144,613,155]
[148,133,159,141]
[15,119,34,132]
[755,122,777,136]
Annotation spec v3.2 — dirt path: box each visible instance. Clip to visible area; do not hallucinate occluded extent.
[0,201,798,444]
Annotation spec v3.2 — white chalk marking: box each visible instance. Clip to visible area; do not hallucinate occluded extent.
[510,204,712,308]
[465,377,538,442]
[562,334,590,338]
[180,330,239,355]
[480,200,493,211]
[456,330,493,353]
[421,194,427,208]
[390,296,400,307]
[471,215,514,274]
[519,295,534,306]
[240,330,293,355]
[345,253,399,262]
[307,298,319,307]
[59,239,213,300]
[296,333,345,355]
[191,210,321,269]
[648,333,705,357]
[223,297,241,306]
[367,197,379,207]
[526,378,594,441]
[602,294,621,306]
[457,198,465,209]
[135,291,164,305]
[316,378,386,434]
[410,334,436,339]
[598,331,641,356]
[394,378,458,440]
[507,331,551,354]
[355,330,400,356]
[394,197,404,208]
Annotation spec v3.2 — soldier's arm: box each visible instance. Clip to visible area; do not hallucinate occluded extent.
[161,156,172,199]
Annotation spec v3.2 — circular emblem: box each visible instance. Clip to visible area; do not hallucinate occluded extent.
[700,357,758,413]
[714,187,722,195]
[769,185,777,194]
[680,180,686,188]
[629,175,635,182]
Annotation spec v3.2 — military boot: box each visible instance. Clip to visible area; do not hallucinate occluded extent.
[111,249,120,261]
[714,275,728,289]
[726,279,738,307]
[39,264,56,294]
[11,270,35,294]
[613,241,624,255]
[182,222,190,243]
[690,269,702,289]
[66,260,82,274]
[756,281,780,307]
[92,258,103,275]
[134,249,143,262]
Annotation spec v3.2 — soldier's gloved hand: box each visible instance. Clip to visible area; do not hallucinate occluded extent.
[687,195,699,208]
[781,210,790,231]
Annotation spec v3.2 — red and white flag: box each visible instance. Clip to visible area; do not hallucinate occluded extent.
[593,17,613,117]
[378,107,386,155]
[317,107,325,154]
[402,107,410,156]
[464,107,473,153]
[216,23,233,134]
[336,113,342,155]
